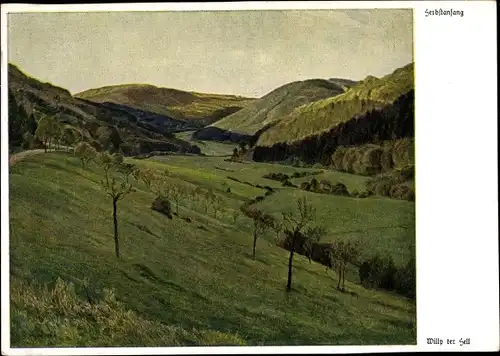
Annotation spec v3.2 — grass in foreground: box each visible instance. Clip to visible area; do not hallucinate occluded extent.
[10,152,416,346]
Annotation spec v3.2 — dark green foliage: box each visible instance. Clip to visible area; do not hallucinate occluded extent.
[253,86,414,166]
[300,181,311,191]
[281,180,295,187]
[358,254,415,299]
[263,172,290,182]
[366,165,415,201]
[8,89,38,148]
[257,63,413,147]
[390,183,415,201]
[310,178,319,191]
[151,196,173,219]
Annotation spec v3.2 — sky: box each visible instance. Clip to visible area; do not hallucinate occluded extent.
[7,9,413,98]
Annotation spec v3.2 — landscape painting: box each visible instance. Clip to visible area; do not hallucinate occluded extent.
[6,8,416,348]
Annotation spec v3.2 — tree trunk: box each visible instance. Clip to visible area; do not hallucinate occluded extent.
[286,233,297,292]
[342,266,346,291]
[252,232,257,260]
[286,247,295,292]
[337,266,342,289]
[113,198,120,258]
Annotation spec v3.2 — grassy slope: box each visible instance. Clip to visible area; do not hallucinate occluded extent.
[75,85,255,124]
[10,152,415,346]
[8,63,194,152]
[258,63,414,146]
[210,79,346,135]
[175,131,238,156]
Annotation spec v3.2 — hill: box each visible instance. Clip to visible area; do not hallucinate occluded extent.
[10,151,415,346]
[252,63,414,165]
[194,79,348,142]
[8,63,199,155]
[327,78,358,90]
[257,63,414,147]
[75,84,255,127]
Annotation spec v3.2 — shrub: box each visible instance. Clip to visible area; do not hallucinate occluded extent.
[358,190,372,199]
[282,179,294,187]
[330,182,349,196]
[394,256,416,299]
[350,189,360,197]
[342,148,358,173]
[226,187,231,193]
[309,178,319,191]
[358,254,415,299]
[300,181,311,191]
[391,138,414,168]
[151,196,173,219]
[389,182,415,201]
[361,146,384,175]
[331,146,348,170]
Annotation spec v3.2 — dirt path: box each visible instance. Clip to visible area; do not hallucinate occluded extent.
[8,147,72,166]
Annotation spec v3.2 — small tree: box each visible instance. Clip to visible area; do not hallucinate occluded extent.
[97,152,137,258]
[35,115,60,152]
[74,141,97,167]
[303,226,326,263]
[231,147,239,161]
[61,126,78,147]
[272,217,283,243]
[245,209,274,260]
[170,184,185,215]
[331,240,360,291]
[211,194,224,219]
[232,209,241,224]
[282,196,316,292]
[203,188,215,214]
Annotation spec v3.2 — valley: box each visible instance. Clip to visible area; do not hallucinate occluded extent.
[8,59,415,347]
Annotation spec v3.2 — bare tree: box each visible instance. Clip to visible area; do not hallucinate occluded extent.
[232,209,241,224]
[331,240,360,291]
[282,196,316,292]
[246,209,274,260]
[96,151,137,258]
[211,194,224,219]
[170,184,185,215]
[74,141,97,167]
[271,217,284,243]
[303,226,327,263]
[203,188,214,214]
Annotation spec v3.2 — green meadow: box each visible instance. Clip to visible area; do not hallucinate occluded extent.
[9,151,416,347]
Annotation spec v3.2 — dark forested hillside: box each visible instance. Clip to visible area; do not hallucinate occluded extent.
[252,90,414,165]
[8,63,200,155]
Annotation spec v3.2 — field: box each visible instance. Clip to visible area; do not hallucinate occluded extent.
[9,151,416,346]
[174,131,238,156]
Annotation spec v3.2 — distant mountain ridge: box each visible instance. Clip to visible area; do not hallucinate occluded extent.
[257,63,414,147]
[75,84,255,127]
[194,78,349,142]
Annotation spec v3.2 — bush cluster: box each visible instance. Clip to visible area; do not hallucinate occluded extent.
[331,138,414,176]
[358,254,415,299]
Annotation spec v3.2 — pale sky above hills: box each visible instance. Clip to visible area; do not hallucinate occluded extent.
[8,9,413,98]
